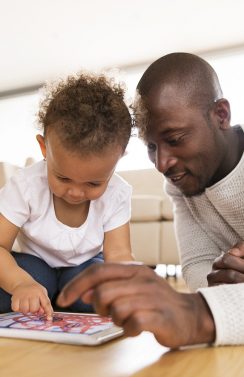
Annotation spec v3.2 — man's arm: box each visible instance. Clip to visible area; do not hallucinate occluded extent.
[199,280,244,345]
[57,263,215,348]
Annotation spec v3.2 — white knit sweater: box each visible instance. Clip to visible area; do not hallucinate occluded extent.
[199,283,244,345]
[165,125,244,345]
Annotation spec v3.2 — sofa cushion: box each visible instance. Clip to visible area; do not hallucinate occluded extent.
[118,169,174,220]
[131,194,174,221]
[130,222,161,265]
[131,195,162,221]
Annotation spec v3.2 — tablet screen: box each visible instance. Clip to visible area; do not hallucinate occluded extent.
[0,312,123,345]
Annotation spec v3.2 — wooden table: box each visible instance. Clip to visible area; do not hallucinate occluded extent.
[0,331,243,377]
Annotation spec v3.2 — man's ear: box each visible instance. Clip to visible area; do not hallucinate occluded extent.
[214,98,231,130]
[36,134,47,159]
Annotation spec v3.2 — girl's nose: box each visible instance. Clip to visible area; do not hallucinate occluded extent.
[67,186,85,198]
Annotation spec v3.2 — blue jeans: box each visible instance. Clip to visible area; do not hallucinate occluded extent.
[0,251,104,313]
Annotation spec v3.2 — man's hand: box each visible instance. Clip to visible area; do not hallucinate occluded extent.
[57,263,215,348]
[208,241,244,286]
[11,282,53,320]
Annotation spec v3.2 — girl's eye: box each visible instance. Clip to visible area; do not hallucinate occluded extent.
[87,182,101,187]
[57,176,70,182]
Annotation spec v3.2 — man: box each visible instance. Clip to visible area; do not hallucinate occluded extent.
[134,52,244,291]
[57,53,244,347]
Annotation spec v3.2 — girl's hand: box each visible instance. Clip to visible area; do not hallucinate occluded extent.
[207,241,244,286]
[11,282,53,320]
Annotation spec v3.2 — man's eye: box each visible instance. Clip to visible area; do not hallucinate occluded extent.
[167,135,184,146]
[147,143,156,152]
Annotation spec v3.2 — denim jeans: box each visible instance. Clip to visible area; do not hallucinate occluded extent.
[0,251,104,313]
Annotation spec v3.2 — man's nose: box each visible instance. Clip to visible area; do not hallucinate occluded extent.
[155,148,177,174]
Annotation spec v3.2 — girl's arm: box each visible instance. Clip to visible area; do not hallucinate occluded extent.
[0,214,53,319]
[103,222,134,262]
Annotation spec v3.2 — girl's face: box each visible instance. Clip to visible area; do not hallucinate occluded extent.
[37,131,123,206]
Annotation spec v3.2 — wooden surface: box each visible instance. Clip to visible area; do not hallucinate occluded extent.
[0,276,242,377]
[0,331,244,377]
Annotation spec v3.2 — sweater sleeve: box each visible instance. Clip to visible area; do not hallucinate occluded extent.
[198,283,244,345]
[165,181,222,291]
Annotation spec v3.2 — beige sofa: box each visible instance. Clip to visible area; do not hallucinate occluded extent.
[118,169,179,266]
[0,161,180,266]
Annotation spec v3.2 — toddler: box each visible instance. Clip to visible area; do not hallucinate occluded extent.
[0,72,134,318]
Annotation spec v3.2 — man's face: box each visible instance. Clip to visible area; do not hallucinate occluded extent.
[142,87,228,197]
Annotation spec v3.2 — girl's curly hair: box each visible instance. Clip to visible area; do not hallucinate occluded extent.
[37,72,132,155]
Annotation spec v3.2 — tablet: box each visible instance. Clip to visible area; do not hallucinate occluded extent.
[0,312,124,346]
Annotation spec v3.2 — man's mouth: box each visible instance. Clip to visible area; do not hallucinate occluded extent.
[167,172,187,183]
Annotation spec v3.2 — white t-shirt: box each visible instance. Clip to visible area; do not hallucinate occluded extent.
[0,160,132,267]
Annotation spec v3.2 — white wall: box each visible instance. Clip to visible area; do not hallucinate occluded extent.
[0,50,244,169]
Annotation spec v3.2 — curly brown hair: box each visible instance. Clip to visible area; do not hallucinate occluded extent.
[37,72,132,155]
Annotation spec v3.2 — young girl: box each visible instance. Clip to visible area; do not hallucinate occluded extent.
[0,73,134,319]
